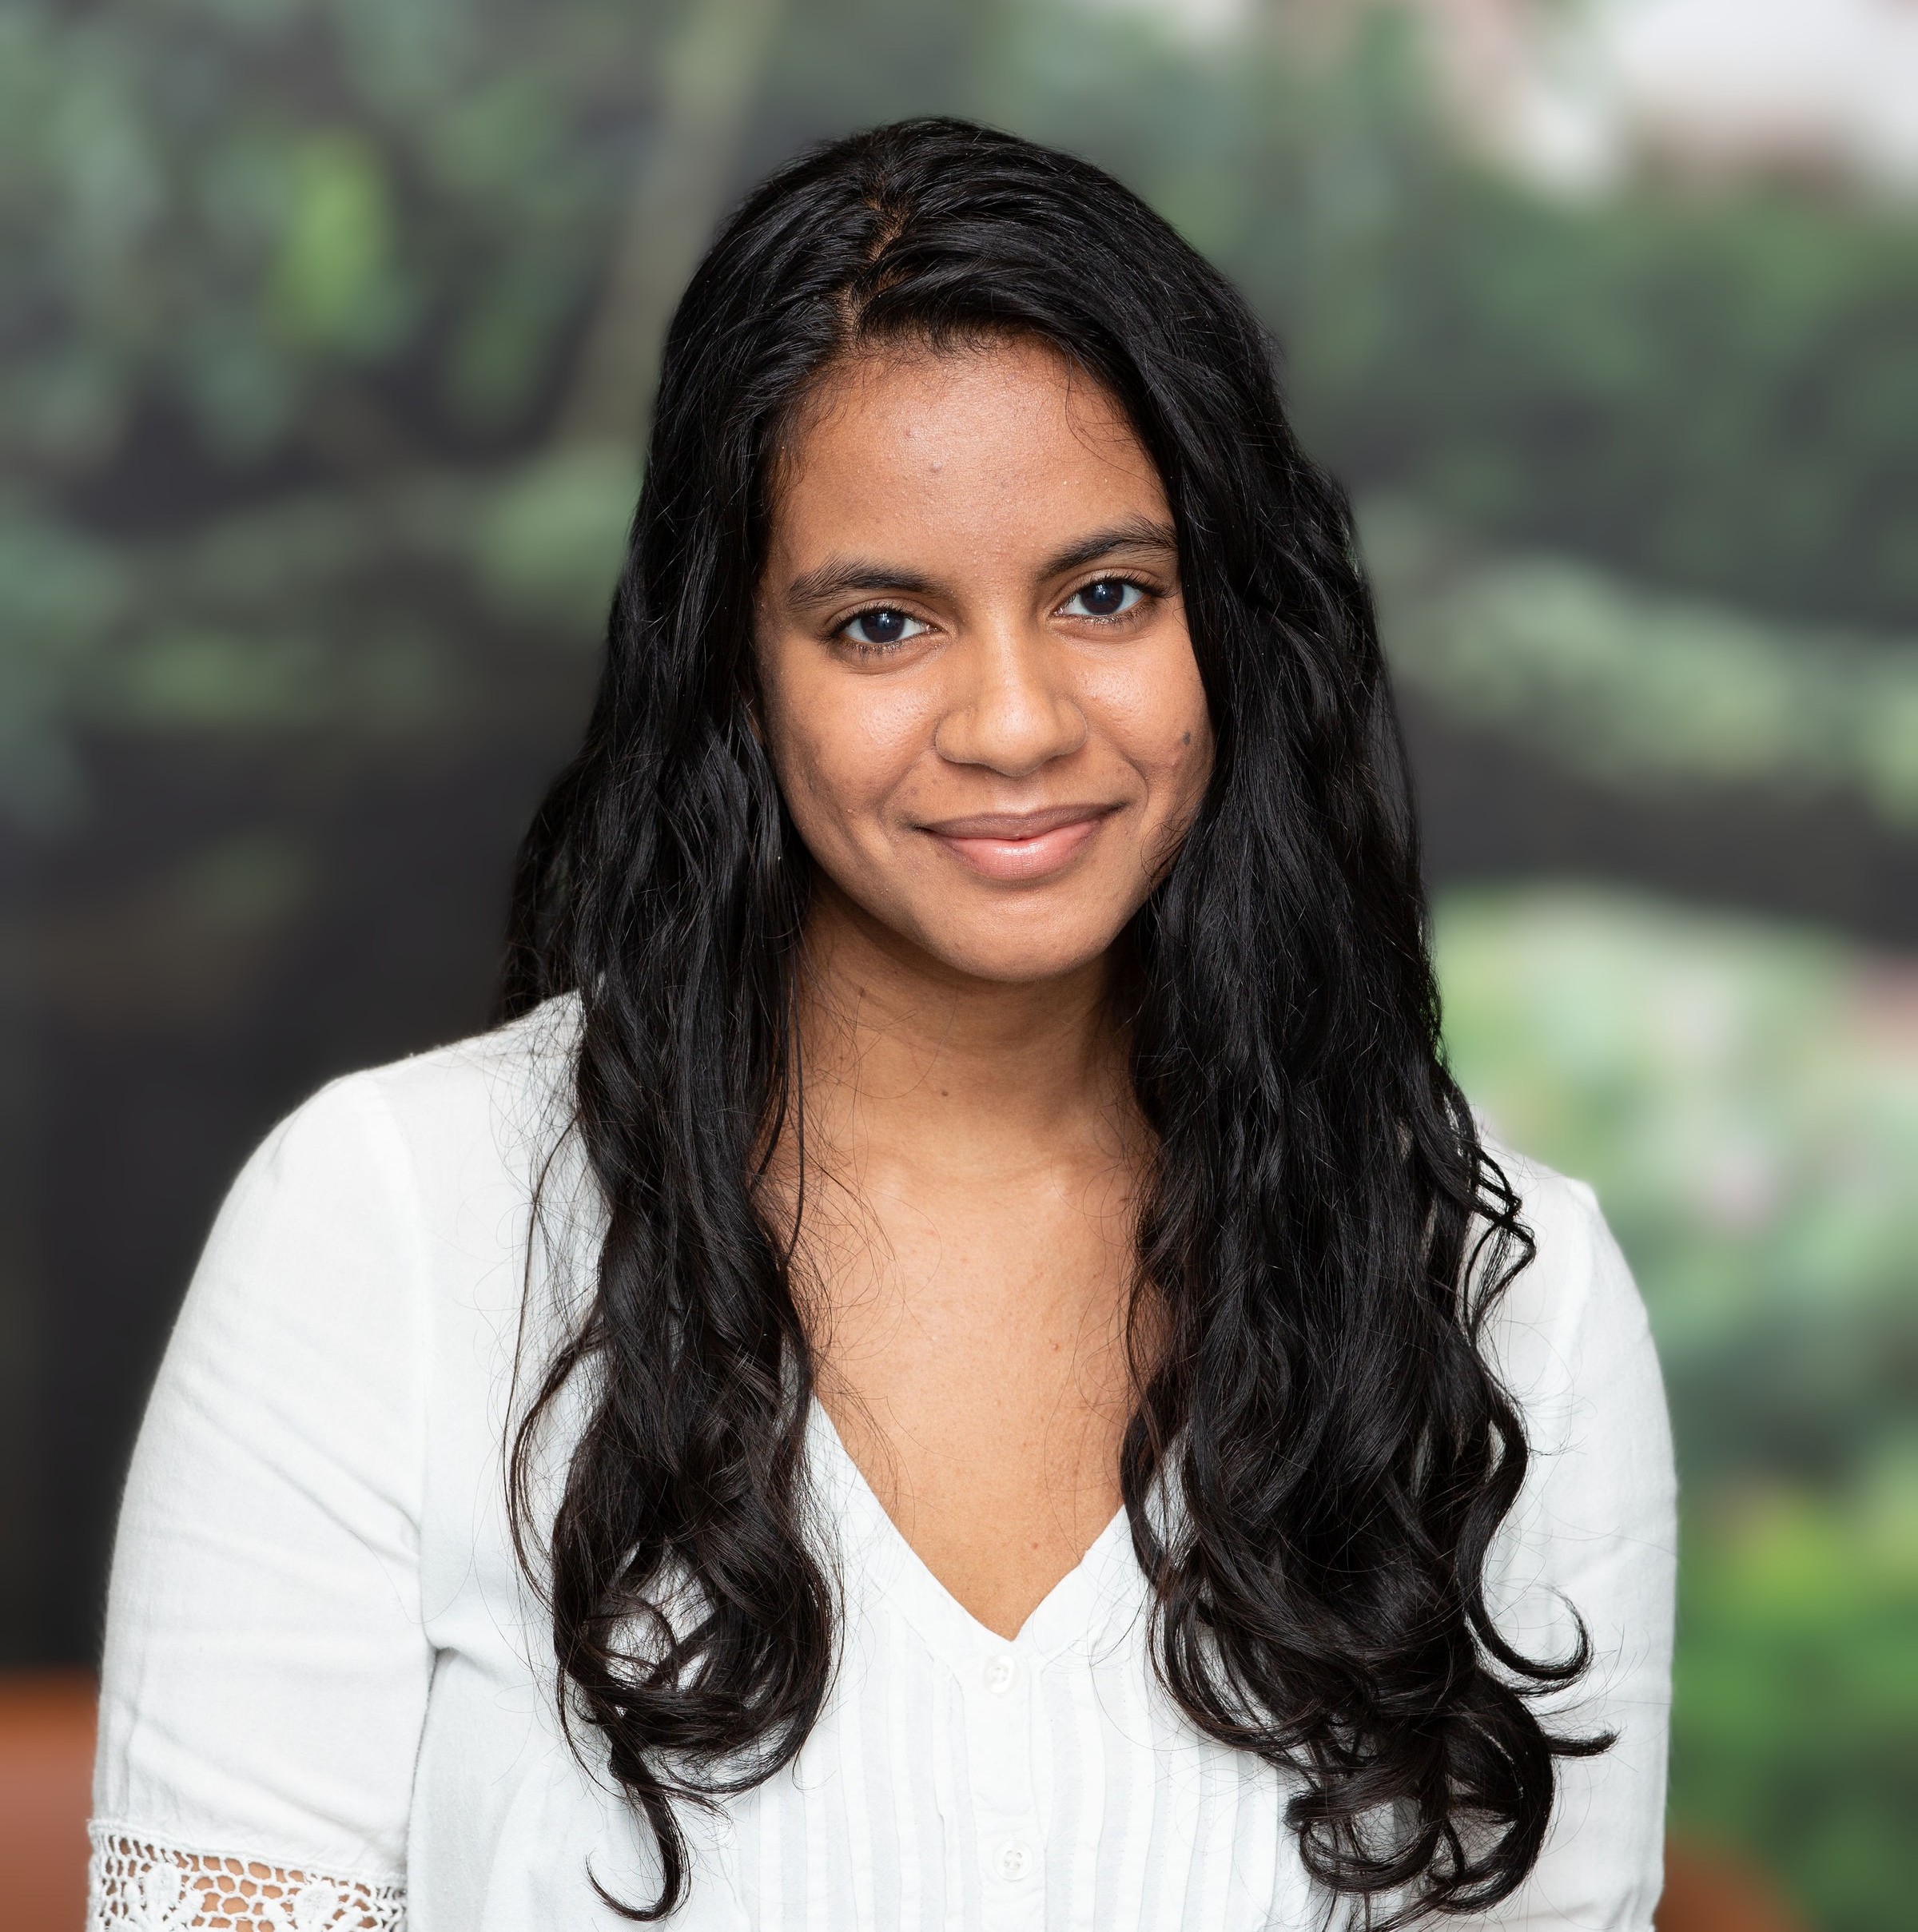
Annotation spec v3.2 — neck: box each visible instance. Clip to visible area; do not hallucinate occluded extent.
[789,877,1132,1180]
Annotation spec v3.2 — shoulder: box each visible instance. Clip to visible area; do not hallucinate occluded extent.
[238,993,583,1222]
[176,996,586,1369]
[1463,1150,1676,1913]
[1470,1130,1665,1449]
[300,992,581,1168]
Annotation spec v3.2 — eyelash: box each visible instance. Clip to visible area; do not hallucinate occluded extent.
[838,607,930,655]
[1058,575,1154,622]
[834,575,1160,654]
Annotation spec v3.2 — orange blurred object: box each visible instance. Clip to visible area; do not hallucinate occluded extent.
[0,1670,96,1932]
[1658,1836,1813,1932]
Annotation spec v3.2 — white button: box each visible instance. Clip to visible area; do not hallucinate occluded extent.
[995,1839,1035,1882]
[982,1653,1018,1695]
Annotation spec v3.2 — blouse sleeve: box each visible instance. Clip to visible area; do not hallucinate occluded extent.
[90,1073,435,1930]
[1481,1163,1678,1931]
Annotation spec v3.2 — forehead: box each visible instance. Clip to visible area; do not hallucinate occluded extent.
[768,338,1168,563]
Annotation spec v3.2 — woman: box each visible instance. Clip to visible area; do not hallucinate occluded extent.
[90,119,1674,1930]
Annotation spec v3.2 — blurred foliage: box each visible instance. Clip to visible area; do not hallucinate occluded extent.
[0,451,635,822]
[1438,886,1918,1930]
[2,0,667,827]
[1367,499,1918,831]
[1279,168,1918,634]
[0,0,659,468]
[1672,1487,1916,1932]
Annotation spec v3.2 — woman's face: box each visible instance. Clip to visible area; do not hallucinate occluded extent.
[755,337,1213,985]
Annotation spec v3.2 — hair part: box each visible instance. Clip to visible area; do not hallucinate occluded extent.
[500,116,1605,1924]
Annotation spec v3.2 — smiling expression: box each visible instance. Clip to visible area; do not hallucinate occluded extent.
[754,336,1215,985]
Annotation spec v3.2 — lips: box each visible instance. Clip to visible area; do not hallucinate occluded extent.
[919,804,1117,882]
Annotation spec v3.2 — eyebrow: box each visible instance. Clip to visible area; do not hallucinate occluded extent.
[1041,515,1179,580]
[782,515,1179,610]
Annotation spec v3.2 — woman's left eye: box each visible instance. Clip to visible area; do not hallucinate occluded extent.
[1060,578,1146,621]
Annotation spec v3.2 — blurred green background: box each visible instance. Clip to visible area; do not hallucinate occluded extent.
[2,2,1912,1925]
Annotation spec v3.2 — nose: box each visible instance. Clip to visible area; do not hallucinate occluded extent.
[932,625,1088,777]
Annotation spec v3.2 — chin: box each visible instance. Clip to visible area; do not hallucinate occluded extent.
[912,915,1124,986]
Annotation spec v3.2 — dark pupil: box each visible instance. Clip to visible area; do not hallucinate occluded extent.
[1080,579,1125,615]
[862,608,907,643]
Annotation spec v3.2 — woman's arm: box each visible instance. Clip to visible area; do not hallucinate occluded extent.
[90,1075,437,1930]
[1482,1161,1679,1930]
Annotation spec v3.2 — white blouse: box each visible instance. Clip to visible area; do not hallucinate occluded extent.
[90,1001,1676,1931]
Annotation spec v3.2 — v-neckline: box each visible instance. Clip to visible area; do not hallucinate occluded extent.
[805,1398,1136,1673]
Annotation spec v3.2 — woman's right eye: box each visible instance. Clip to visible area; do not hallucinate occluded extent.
[841,606,928,650]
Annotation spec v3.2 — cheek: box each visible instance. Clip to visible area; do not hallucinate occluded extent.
[761,650,931,848]
[1080,633,1213,800]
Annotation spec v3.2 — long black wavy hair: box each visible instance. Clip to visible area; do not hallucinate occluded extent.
[499,117,1603,1924]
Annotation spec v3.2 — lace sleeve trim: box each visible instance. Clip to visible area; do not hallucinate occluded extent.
[88,1826,407,1931]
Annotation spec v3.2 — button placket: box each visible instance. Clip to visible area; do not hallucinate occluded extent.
[965,1644,1046,1925]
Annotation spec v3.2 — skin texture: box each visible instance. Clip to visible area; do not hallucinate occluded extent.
[754,338,1212,1638]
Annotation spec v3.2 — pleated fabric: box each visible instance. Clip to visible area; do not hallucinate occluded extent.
[710,1405,1311,1932]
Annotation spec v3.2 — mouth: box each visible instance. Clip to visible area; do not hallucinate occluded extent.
[918,803,1120,882]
